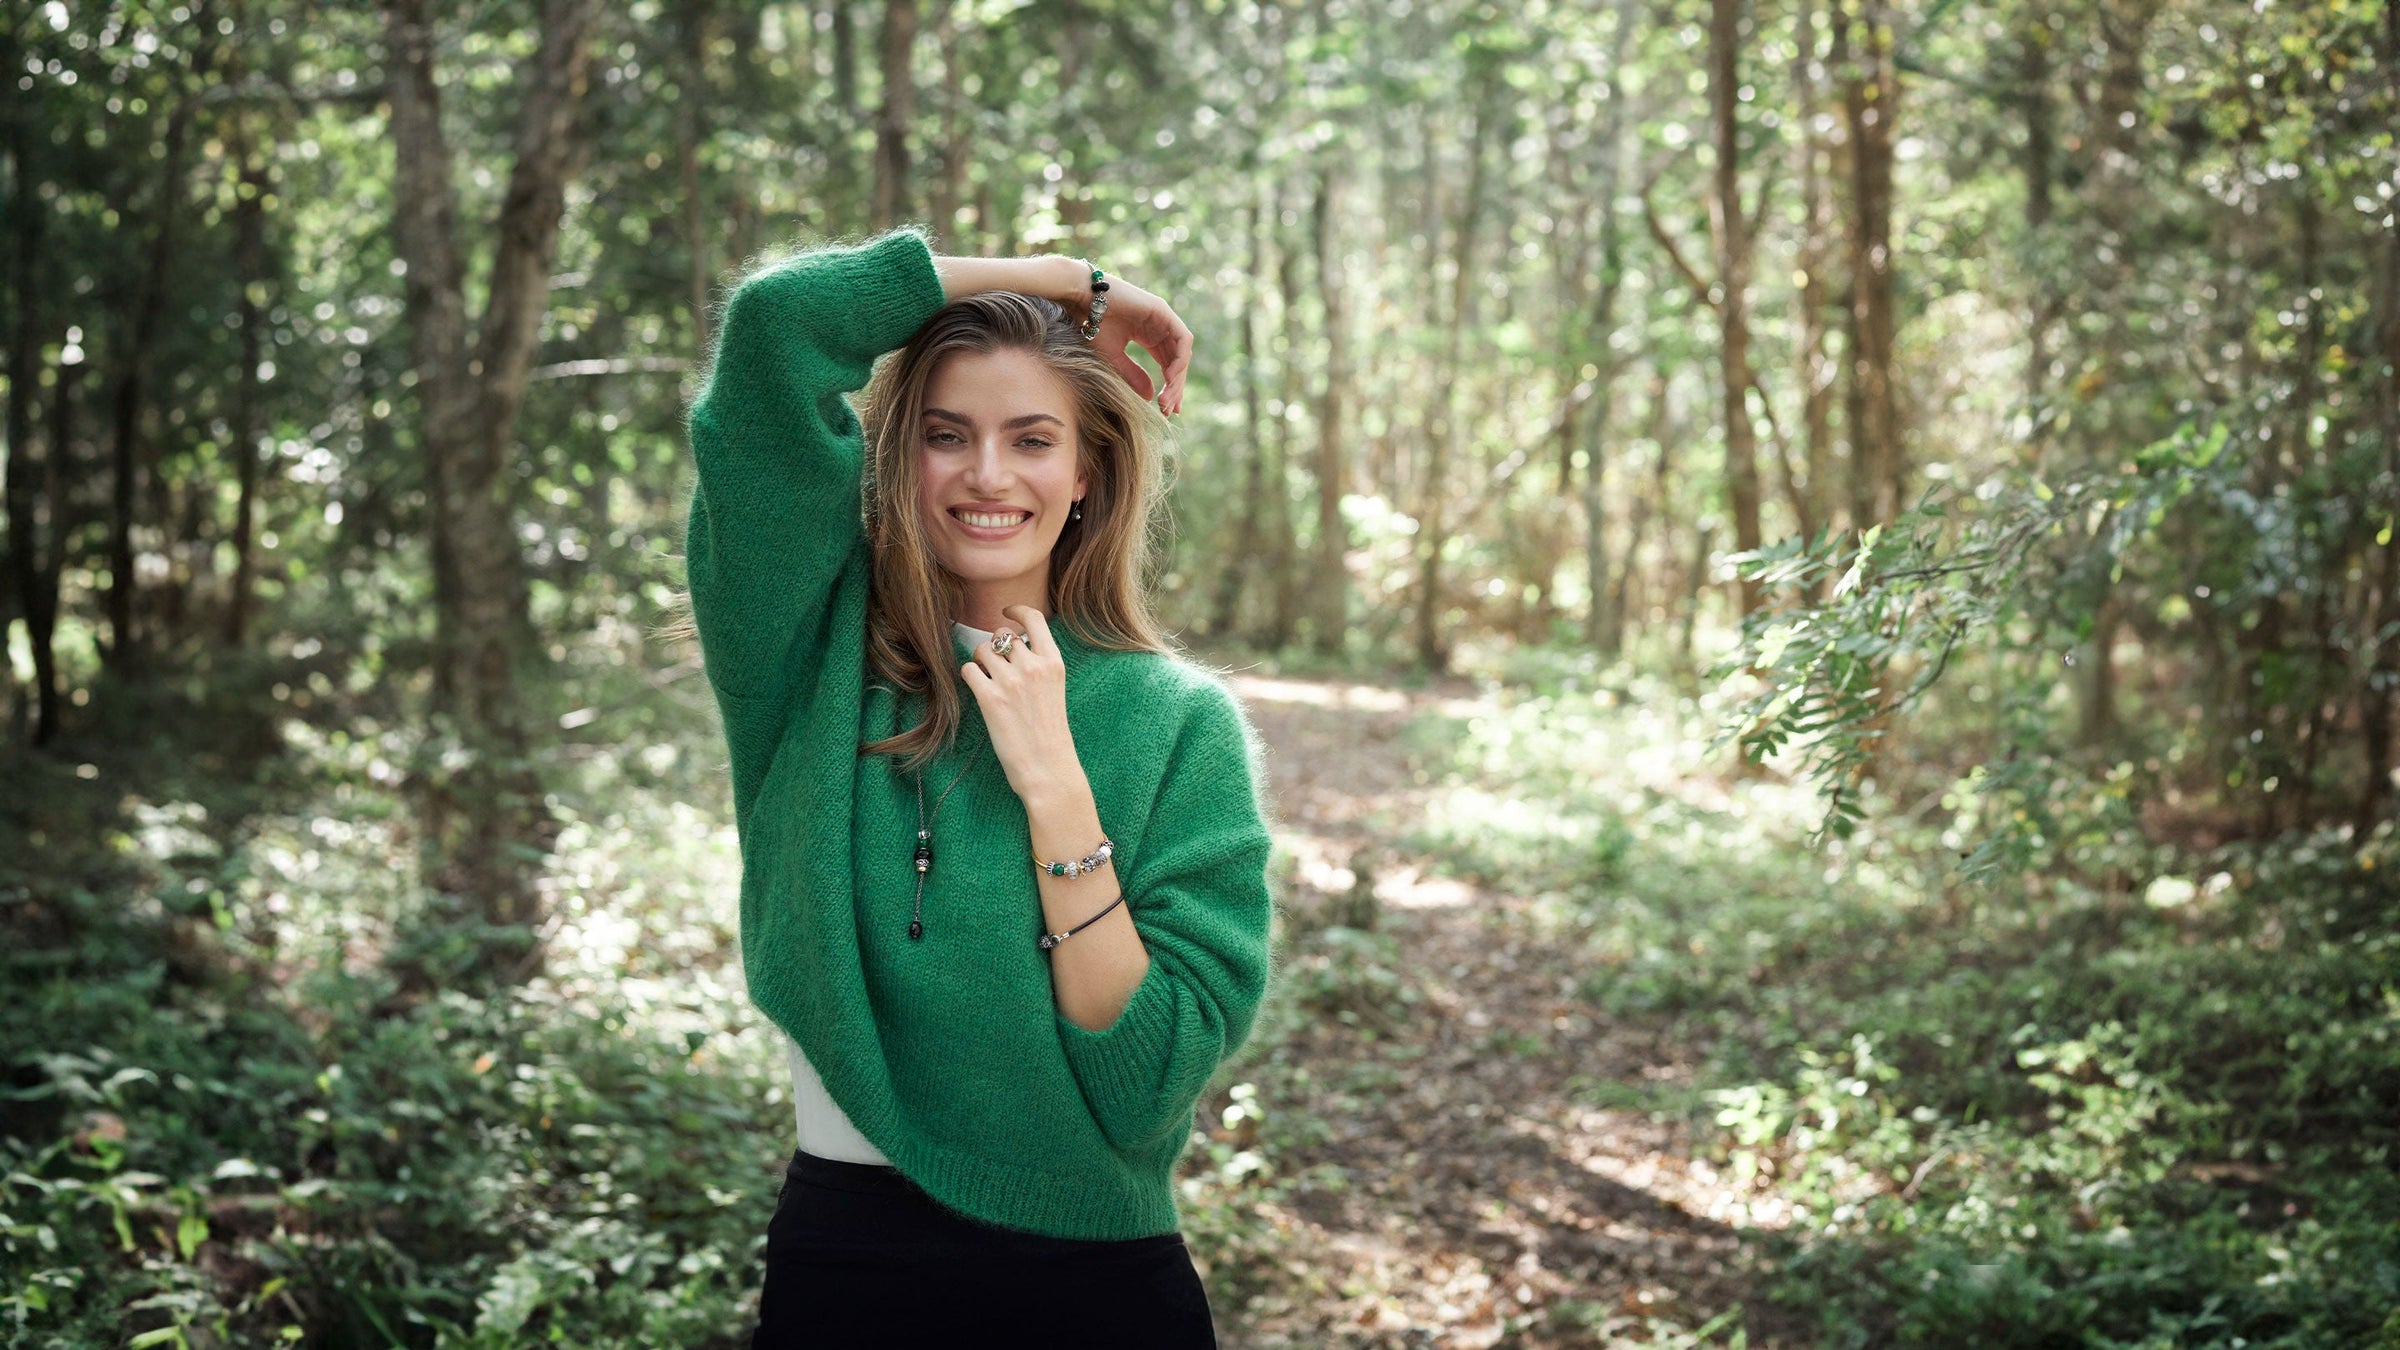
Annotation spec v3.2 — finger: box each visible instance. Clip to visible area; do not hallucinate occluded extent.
[1105,345,1156,402]
[1160,326,1192,415]
[1004,604,1055,654]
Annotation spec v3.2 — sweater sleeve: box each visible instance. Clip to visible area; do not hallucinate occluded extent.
[683,229,946,751]
[1056,679,1277,1154]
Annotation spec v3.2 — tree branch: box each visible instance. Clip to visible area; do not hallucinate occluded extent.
[1641,179,1718,312]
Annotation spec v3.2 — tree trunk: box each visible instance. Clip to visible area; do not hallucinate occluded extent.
[1267,189,1305,652]
[677,0,712,352]
[927,0,967,248]
[1584,0,1637,650]
[35,360,76,743]
[1793,0,1836,550]
[1609,371,1677,656]
[1413,73,1498,673]
[1709,0,1764,617]
[1210,194,1268,641]
[103,24,216,668]
[382,0,599,970]
[224,110,271,647]
[1309,165,1352,659]
[5,106,64,745]
[1835,0,1902,528]
[873,0,917,229]
[1681,518,1714,666]
[831,0,861,231]
[2357,0,2400,833]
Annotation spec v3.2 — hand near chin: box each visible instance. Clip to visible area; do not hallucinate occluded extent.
[960,604,1087,805]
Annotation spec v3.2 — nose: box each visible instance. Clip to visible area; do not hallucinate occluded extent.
[960,436,1012,492]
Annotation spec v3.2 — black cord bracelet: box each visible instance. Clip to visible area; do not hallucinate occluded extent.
[1039,891,1127,950]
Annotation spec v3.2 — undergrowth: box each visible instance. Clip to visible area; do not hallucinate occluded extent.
[1391,656,2400,1349]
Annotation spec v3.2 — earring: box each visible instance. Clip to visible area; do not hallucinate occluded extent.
[1070,500,1083,522]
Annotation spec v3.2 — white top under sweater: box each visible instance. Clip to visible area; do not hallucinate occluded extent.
[782,619,995,1164]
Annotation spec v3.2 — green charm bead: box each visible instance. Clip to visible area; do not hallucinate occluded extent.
[1035,838,1114,878]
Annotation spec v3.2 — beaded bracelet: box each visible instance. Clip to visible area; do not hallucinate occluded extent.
[1039,891,1126,950]
[1078,266,1110,341]
[1034,837,1113,879]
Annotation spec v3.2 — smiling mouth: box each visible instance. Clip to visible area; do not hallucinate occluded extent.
[951,508,1033,530]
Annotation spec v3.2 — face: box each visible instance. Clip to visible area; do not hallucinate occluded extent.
[915,347,1088,605]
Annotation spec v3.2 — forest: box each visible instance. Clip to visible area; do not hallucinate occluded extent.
[3,0,2397,1344]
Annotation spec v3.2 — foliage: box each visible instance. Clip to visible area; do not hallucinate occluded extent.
[1395,669,2400,1347]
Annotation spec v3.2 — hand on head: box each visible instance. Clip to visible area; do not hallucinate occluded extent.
[1080,272,1192,417]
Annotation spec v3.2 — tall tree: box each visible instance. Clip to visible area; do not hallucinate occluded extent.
[1708,0,1765,616]
[380,0,601,959]
[1413,63,1502,672]
[102,8,217,666]
[3,66,63,744]
[1309,165,1353,658]
[222,108,274,648]
[1834,0,1902,529]
[873,0,917,228]
[1582,0,1638,651]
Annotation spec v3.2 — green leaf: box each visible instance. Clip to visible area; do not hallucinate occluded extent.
[129,1329,188,1349]
[177,1212,208,1260]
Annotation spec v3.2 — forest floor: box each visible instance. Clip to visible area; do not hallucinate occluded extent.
[1204,665,1786,1349]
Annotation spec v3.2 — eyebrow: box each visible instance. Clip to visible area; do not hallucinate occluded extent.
[922,408,1066,431]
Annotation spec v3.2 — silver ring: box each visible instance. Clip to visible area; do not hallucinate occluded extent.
[991,629,1017,657]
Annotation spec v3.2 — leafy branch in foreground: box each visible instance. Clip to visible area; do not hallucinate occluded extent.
[1706,422,2237,855]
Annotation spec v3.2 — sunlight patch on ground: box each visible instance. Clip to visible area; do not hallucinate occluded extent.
[1374,862,1478,909]
[1280,826,1360,896]
[1505,1107,1799,1233]
[1233,674,1411,712]
[1231,672,1487,722]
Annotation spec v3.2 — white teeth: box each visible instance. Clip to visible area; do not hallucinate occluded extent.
[957,511,1029,528]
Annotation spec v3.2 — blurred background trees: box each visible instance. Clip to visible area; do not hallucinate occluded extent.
[10,0,2392,913]
[4,0,2396,1342]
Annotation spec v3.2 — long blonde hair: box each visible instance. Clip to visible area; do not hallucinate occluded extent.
[856,290,1176,774]
[873,290,1180,768]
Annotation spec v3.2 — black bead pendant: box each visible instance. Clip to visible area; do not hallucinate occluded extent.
[908,918,924,940]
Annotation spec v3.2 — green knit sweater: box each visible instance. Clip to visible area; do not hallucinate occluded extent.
[684,228,1277,1241]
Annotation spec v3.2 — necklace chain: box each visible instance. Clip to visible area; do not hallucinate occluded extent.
[908,719,985,941]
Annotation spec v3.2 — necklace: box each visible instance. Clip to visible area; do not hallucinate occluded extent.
[908,725,985,941]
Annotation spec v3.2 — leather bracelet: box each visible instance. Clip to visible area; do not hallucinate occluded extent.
[1039,891,1126,950]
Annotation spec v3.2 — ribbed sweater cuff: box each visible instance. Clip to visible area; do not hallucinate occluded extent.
[1055,955,1180,1138]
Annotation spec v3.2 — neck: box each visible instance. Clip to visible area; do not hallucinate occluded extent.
[956,578,1051,635]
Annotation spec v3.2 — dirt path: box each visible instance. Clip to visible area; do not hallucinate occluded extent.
[1209,669,1767,1349]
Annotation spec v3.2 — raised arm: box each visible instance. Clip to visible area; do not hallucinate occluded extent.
[684,229,947,719]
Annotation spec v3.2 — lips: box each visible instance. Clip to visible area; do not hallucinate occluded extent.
[949,506,1033,540]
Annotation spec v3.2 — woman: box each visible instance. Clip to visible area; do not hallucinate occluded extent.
[682,226,1276,1347]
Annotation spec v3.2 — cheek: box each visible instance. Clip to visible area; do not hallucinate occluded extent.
[916,456,955,507]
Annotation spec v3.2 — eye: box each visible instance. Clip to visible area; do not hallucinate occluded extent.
[924,428,964,446]
[1016,436,1054,450]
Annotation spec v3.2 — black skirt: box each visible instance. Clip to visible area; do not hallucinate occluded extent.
[752,1148,1218,1348]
